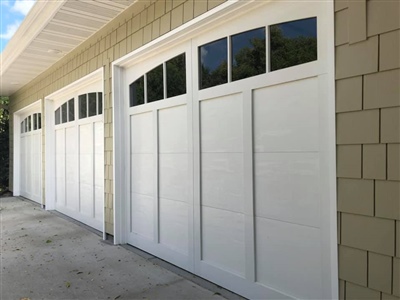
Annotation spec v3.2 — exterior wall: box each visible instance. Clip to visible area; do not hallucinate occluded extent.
[9,0,226,234]
[335,0,400,298]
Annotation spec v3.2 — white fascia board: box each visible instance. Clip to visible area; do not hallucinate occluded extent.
[1,0,66,76]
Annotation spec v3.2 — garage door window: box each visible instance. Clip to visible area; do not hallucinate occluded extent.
[78,92,103,119]
[55,98,76,124]
[68,99,75,121]
[147,64,164,103]
[21,113,41,133]
[166,53,186,98]
[198,18,317,88]
[130,76,144,107]
[270,17,317,71]
[231,28,266,81]
[199,38,228,89]
[129,53,187,107]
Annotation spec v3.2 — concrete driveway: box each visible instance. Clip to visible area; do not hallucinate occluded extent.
[0,197,241,300]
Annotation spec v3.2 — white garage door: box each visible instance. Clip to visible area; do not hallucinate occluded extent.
[54,92,104,231]
[118,2,336,299]
[20,112,42,203]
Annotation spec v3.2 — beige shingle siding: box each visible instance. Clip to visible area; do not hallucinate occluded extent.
[336,0,400,298]
[9,0,227,234]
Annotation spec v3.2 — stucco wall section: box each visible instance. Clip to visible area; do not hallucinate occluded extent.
[9,0,226,234]
[335,0,400,298]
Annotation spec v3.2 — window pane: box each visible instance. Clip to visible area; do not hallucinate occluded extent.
[199,38,228,89]
[68,99,75,122]
[270,17,317,71]
[28,116,31,131]
[98,93,103,115]
[21,121,24,134]
[24,119,28,132]
[33,113,37,130]
[62,102,68,123]
[130,76,144,107]
[166,53,186,98]
[79,94,87,119]
[232,28,266,81]
[38,113,41,129]
[147,64,164,103]
[88,92,97,117]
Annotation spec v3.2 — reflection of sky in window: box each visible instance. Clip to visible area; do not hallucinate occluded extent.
[232,27,265,66]
[200,38,227,71]
[274,17,317,38]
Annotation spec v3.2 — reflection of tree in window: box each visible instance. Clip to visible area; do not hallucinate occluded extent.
[270,18,317,71]
[55,108,61,125]
[232,28,266,81]
[62,102,68,123]
[167,54,186,98]
[98,93,103,114]
[88,93,97,117]
[130,76,144,107]
[68,99,74,121]
[147,64,164,102]
[199,38,228,89]
[33,113,37,130]
[79,94,87,119]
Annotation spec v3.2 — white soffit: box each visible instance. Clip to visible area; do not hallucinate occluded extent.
[1,0,136,96]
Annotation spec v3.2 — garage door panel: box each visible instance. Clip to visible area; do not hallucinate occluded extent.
[94,153,104,185]
[200,94,243,153]
[130,113,153,154]
[20,137,26,192]
[25,136,32,191]
[130,192,154,239]
[79,123,93,154]
[202,206,245,277]
[94,122,103,154]
[255,217,323,299]
[253,78,319,153]
[254,152,321,228]
[159,154,189,203]
[158,105,188,153]
[94,185,103,220]
[65,127,79,211]
[79,154,93,185]
[80,182,94,217]
[159,198,189,255]
[201,153,244,213]
[130,154,153,196]
[31,133,41,198]
[55,130,66,205]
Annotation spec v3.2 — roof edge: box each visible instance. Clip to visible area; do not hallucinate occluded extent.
[1,0,66,76]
